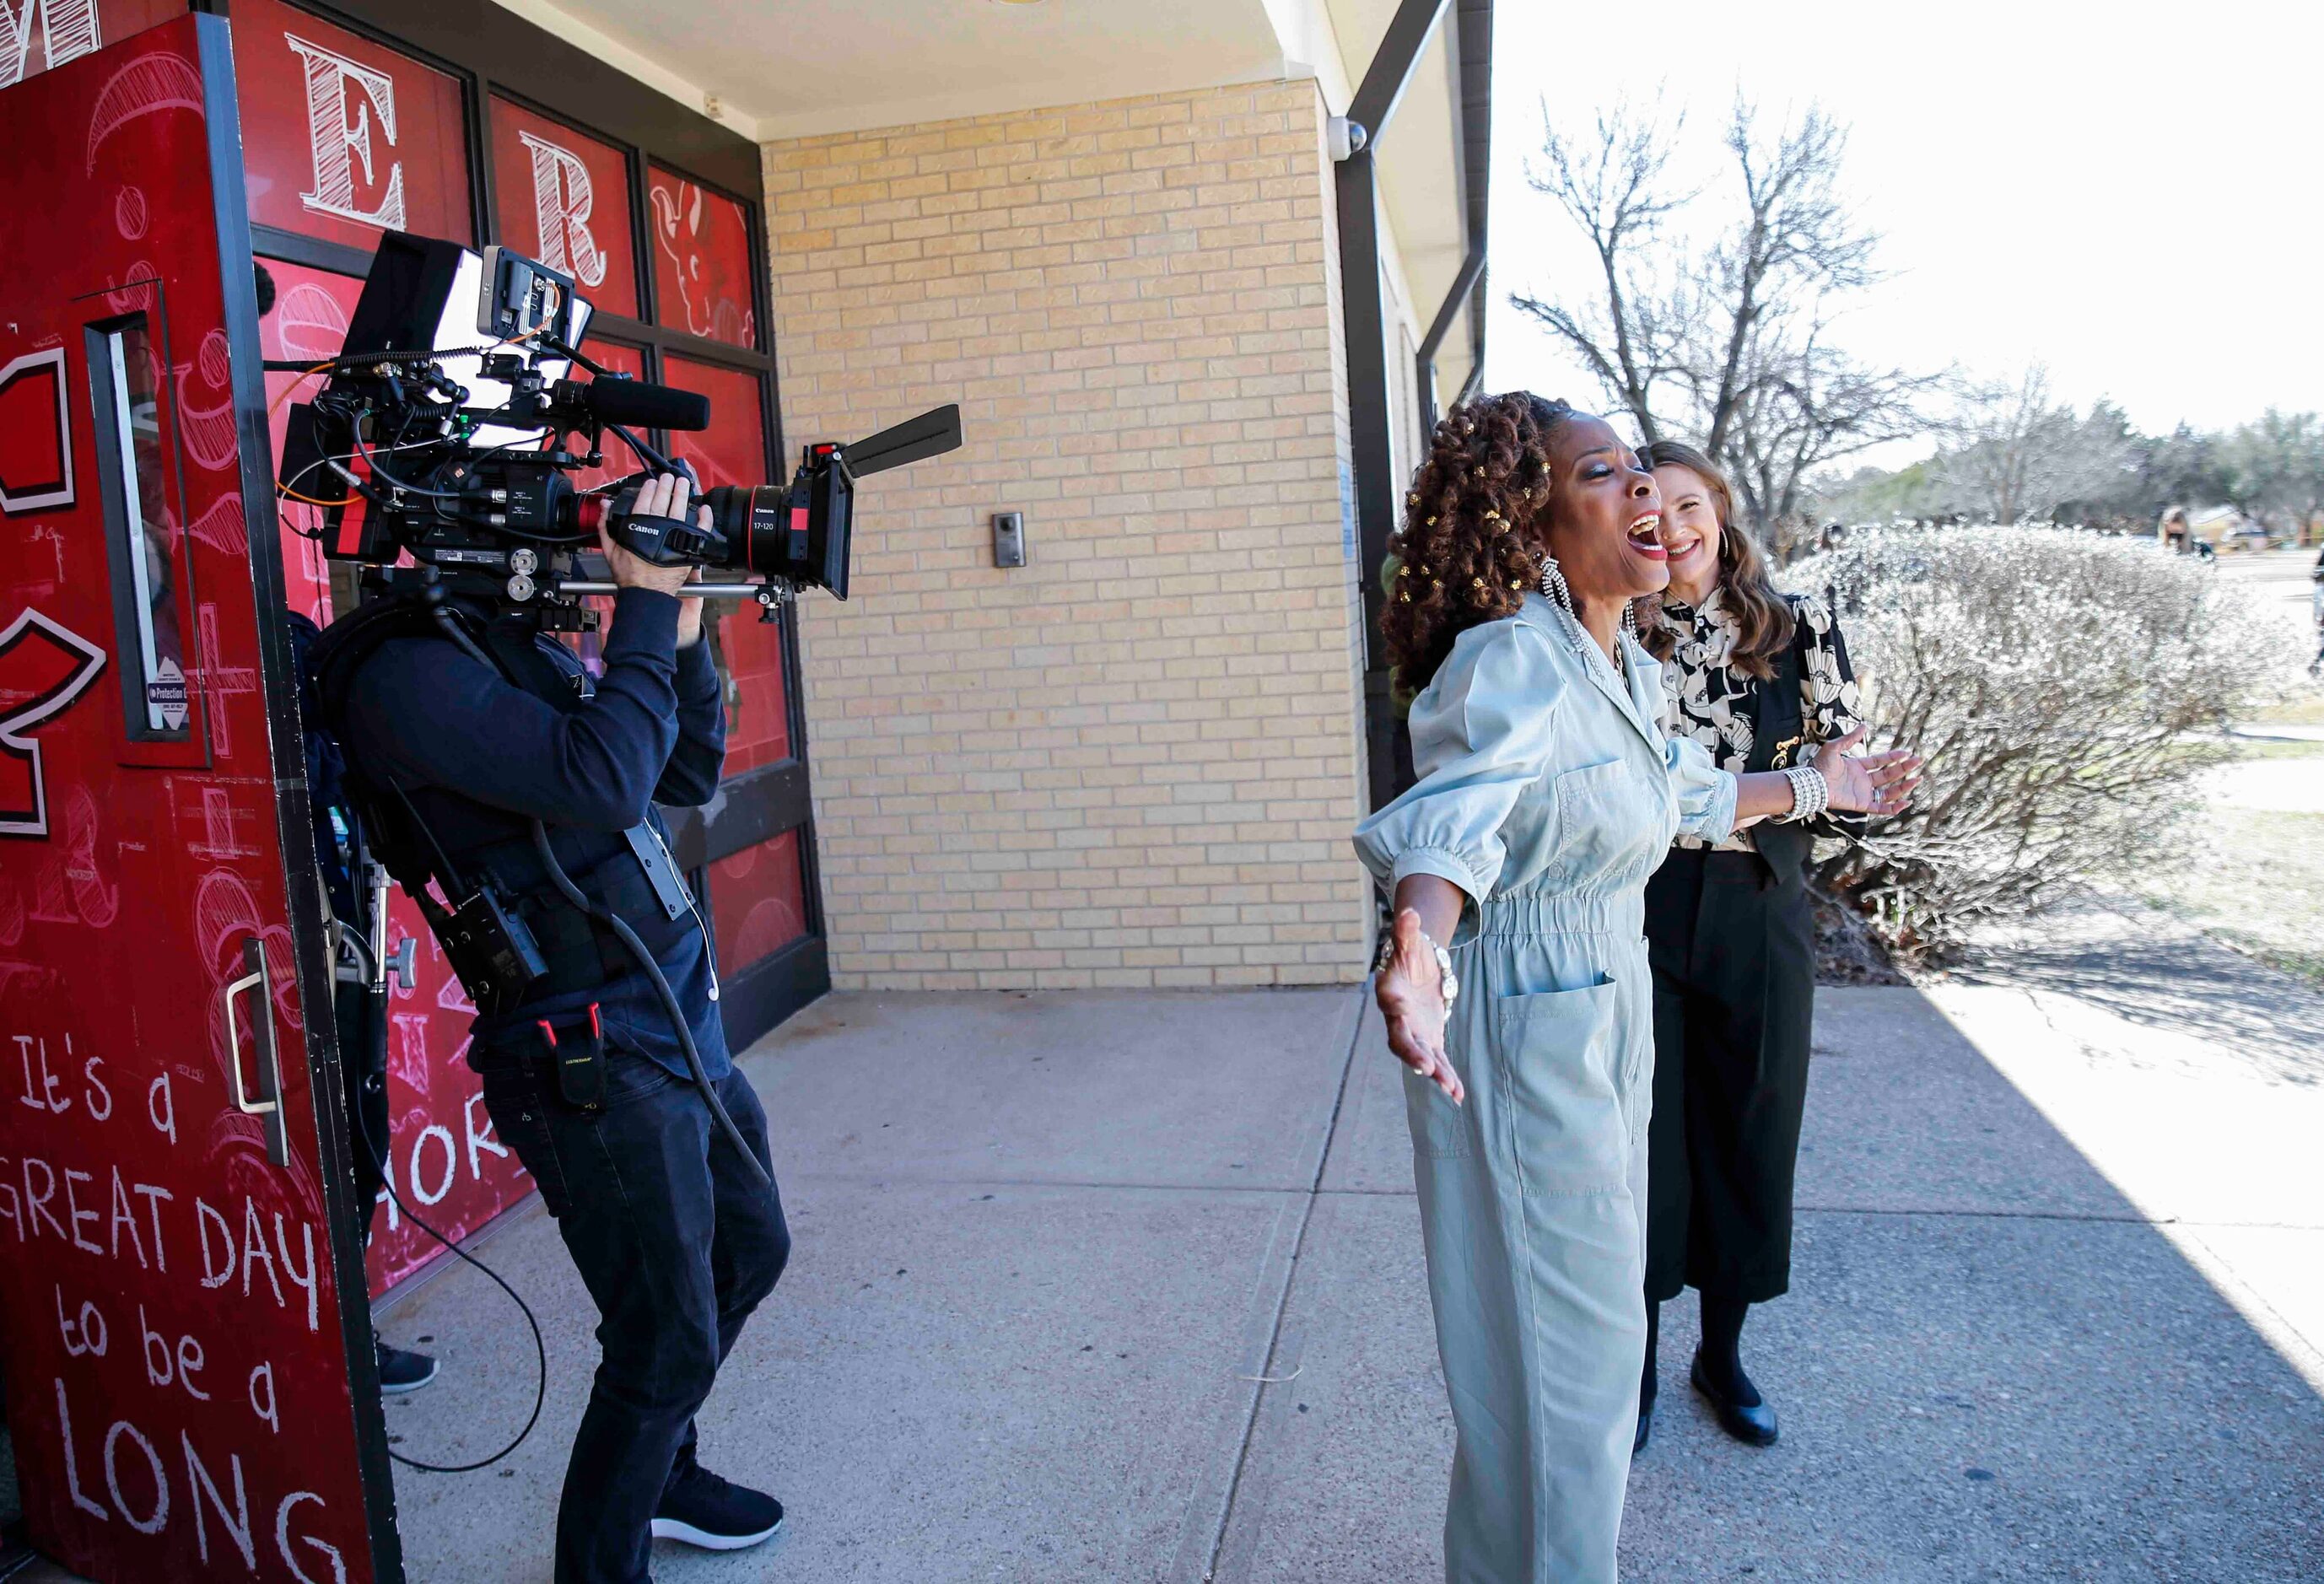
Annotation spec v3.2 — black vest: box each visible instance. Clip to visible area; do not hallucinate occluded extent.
[1741,607,1814,881]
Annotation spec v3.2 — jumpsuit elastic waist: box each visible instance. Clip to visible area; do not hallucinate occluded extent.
[1474,891,1645,940]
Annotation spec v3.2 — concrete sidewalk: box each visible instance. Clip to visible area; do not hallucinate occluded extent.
[335,927,2324,1584]
[19,943,2320,1581]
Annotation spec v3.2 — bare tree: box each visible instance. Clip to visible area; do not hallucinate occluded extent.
[1511,97,1933,548]
[1715,307,1938,553]
[1509,101,1691,441]
[1934,366,2134,524]
[1685,105,1879,456]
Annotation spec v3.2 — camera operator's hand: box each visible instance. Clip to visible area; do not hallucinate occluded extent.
[599,473,709,640]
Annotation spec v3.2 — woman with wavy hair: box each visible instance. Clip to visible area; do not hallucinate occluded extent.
[1355,396,1917,1582]
[1630,441,1882,1454]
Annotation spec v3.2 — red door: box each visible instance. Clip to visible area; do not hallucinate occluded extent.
[0,17,398,1582]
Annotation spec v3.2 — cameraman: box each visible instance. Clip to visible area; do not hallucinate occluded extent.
[337,473,790,1581]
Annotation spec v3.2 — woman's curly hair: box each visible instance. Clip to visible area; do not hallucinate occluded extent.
[1380,391,1578,692]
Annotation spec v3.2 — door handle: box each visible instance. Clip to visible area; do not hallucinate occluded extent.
[222,935,289,1166]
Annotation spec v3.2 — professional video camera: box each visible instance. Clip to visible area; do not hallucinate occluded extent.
[276,231,960,623]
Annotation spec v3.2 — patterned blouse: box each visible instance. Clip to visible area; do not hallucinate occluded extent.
[1653,588,1864,854]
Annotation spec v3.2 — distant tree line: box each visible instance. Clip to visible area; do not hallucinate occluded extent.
[1815,371,2324,536]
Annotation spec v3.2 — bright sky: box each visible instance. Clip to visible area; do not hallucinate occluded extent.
[1481,0,2324,461]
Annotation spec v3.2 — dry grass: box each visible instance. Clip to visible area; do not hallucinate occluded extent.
[2135,741,2324,987]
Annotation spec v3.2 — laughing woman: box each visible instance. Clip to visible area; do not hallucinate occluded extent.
[1630,440,1893,1454]
[1355,396,1917,1583]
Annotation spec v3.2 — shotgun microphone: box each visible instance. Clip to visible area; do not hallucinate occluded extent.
[576,377,710,432]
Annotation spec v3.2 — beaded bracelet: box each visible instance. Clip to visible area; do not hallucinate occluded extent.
[1782,765,1830,823]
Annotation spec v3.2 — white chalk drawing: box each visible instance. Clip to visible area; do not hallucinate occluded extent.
[191,604,256,761]
[186,493,248,556]
[0,348,76,514]
[0,608,105,838]
[0,0,99,90]
[28,785,116,927]
[272,282,349,364]
[100,267,155,318]
[195,329,230,390]
[283,33,406,231]
[518,129,608,287]
[650,179,715,340]
[83,49,203,175]
[113,184,145,240]
[170,354,239,476]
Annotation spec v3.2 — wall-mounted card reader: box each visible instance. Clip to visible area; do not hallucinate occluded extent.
[992,510,1027,569]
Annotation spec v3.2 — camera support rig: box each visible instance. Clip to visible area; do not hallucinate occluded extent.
[276,231,962,626]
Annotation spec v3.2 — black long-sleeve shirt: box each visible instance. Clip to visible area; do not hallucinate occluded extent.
[342,588,730,1079]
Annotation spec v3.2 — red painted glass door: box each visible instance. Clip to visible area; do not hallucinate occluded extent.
[0,18,396,1581]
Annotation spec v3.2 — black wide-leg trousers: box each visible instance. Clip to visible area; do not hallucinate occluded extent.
[1643,846,1816,1306]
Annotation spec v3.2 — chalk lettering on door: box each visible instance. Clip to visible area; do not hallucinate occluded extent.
[54,1285,105,1357]
[102,1419,168,1534]
[148,1068,175,1143]
[82,1048,109,1118]
[51,1377,342,1570]
[14,1031,68,1113]
[410,1122,455,1206]
[182,1430,256,1569]
[0,0,105,89]
[248,1358,278,1434]
[55,1378,108,1521]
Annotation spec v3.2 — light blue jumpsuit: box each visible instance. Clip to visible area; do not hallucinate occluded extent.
[1354,593,1737,1583]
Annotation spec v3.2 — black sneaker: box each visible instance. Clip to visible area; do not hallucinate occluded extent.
[375,1339,438,1395]
[652,1463,785,1552]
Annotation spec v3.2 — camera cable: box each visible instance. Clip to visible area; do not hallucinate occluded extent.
[332,926,548,1475]
[354,1119,548,1474]
[422,600,774,1193]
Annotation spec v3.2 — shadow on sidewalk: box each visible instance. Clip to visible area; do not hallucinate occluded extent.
[1949,901,2324,1086]
[361,981,2324,1584]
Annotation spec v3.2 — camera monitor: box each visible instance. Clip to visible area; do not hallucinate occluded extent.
[337,233,592,451]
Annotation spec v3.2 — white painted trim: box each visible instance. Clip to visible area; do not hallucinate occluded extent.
[1261,0,1355,115]
[488,0,763,141]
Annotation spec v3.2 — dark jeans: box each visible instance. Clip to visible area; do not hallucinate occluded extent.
[477,1043,790,1584]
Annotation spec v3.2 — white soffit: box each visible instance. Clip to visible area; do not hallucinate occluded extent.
[493,0,1302,142]
[1323,0,1469,358]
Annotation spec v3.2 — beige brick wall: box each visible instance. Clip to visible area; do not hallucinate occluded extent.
[761,79,1373,991]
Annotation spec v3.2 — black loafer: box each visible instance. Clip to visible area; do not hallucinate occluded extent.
[1690,1352,1778,1447]
[1634,1387,1656,1454]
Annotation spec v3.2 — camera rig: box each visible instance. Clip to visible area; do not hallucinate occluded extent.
[276,232,962,626]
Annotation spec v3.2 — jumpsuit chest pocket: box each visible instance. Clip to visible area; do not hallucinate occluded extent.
[1547,757,1663,887]
[1491,976,1627,1195]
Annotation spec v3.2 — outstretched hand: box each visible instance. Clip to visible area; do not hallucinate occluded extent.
[1814,726,1922,818]
[1375,908,1464,1105]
